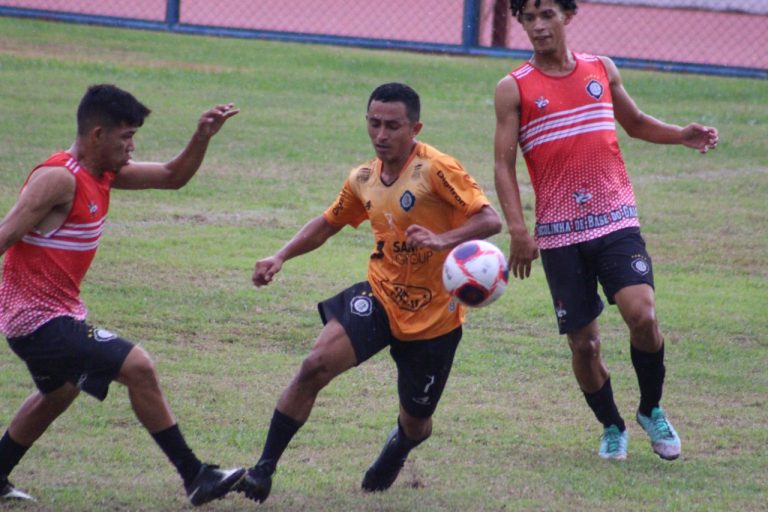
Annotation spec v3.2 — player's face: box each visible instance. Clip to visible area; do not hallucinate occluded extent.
[97,123,138,171]
[366,100,422,165]
[519,0,573,55]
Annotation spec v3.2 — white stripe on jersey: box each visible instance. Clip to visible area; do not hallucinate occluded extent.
[522,103,614,132]
[521,108,615,143]
[522,122,617,153]
[65,158,81,174]
[20,235,101,251]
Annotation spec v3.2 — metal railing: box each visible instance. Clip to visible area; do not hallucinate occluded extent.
[0,0,765,79]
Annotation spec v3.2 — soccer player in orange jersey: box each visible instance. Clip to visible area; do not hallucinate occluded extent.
[0,84,244,505]
[239,83,501,502]
[494,0,718,460]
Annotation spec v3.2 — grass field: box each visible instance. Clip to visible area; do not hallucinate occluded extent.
[0,16,766,512]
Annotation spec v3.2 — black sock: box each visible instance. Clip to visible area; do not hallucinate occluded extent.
[151,424,202,487]
[385,419,426,460]
[0,431,29,478]
[583,378,626,431]
[631,344,666,417]
[256,409,304,475]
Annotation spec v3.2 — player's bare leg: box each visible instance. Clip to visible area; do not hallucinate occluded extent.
[117,346,245,506]
[568,321,627,459]
[0,384,79,501]
[615,284,681,460]
[238,319,357,503]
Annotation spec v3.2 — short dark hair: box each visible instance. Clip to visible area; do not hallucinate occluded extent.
[510,0,578,19]
[76,84,151,136]
[367,83,420,123]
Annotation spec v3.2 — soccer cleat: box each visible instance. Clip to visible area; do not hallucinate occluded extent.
[361,426,407,492]
[235,461,274,504]
[185,464,245,507]
[598,424,628,460]
[637,406,681,460]
[0,477,35,501]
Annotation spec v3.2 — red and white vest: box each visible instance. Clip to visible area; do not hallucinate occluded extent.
[511,52,640,249]
[0,152,114,337]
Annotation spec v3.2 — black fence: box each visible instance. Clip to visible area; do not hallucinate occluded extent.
[0,0,765,78]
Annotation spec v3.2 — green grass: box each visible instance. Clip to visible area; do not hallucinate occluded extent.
[1,16,767,512]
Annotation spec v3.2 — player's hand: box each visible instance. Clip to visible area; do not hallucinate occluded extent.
[681,123,719,154]
[405,224,445,251]
[508,231,539,280]
[252,255,283,287]
[196,103,239,139]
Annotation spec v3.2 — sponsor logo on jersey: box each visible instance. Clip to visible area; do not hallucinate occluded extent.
[400,190,415,212]
[380,279,432,312]
[436,170,467,207]
[350,295,373,317]
[535,96,549,109]
[631,256,651,276]
[392,241,434,266]
[332,197,345,216]
[573,189,593,205]
[586,79,604,100]
[356,167,372,183]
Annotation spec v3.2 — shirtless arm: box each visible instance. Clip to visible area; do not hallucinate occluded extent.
[0,167,75,255]
[603,57,719,153]
[493,75,539,279]
[112,103,239,190]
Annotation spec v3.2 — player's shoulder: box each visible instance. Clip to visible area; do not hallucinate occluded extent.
[347,159,376,185]
[416,142,462,171]
[508,60,535,81]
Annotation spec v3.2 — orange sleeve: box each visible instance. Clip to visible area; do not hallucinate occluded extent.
[429,156,490,216]
[322,178,368,228]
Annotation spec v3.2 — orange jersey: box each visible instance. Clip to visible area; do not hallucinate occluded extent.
[323,142,491,341]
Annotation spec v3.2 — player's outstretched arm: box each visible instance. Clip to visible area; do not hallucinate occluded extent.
[113,103,239,190]
[0,167,75,255]
[604,57,719,153]
[252,215,342,287]
[493,76,539,280]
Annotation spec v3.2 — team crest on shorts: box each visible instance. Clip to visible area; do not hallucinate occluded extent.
[586,79,604,100]
[93,328,117,342]
[350,295,373,317]
[400,190,415,212]
[631,257,650,276]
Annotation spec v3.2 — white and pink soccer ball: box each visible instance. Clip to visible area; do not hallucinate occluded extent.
[442,240,509,308]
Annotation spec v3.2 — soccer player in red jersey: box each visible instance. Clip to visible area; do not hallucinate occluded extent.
[494,0,718,460]
[0,84,244,505]
[238,83,501,503]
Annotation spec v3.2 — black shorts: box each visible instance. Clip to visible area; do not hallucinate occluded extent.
[7,316,135,401]
[540,227,654,335]
[318,282,462,418]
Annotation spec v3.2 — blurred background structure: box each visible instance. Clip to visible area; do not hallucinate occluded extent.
[0,0,765,78]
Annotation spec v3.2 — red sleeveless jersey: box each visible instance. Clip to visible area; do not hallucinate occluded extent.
[510,53,640,249]
[0,152,115,337]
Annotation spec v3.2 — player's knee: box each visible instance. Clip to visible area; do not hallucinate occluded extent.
[400,415,432,442]
[625,307,658,336]
[121,347,159,388]
[568,336,601,359]
[296,351,334,389]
